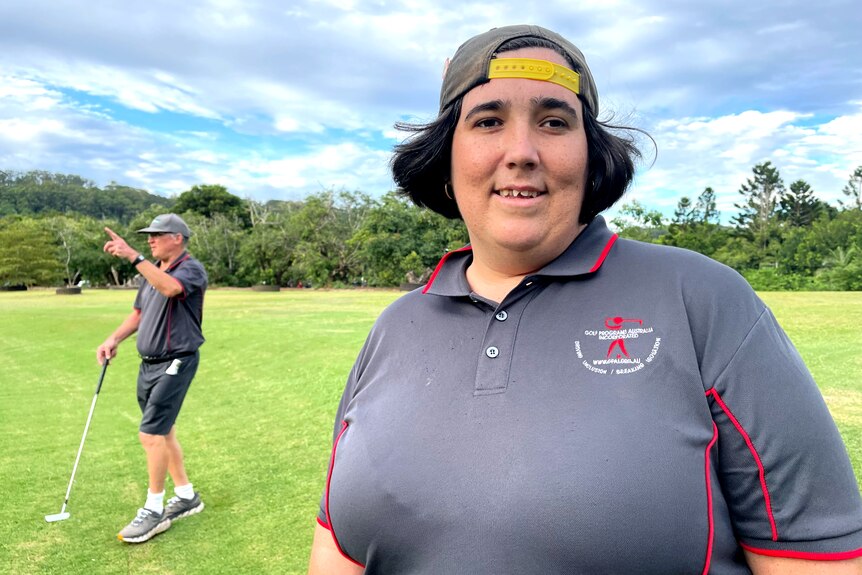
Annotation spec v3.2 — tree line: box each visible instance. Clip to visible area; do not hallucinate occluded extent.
[612,162,862,290]
[1,164,861,290]
[0,171,468,288]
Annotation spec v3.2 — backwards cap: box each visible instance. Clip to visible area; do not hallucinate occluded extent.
[439,24,598,115]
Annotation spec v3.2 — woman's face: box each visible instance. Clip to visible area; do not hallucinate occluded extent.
[450,47,589,269]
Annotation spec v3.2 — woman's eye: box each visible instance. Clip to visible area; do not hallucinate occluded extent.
[475,118,502,128]
[542,118,568,129]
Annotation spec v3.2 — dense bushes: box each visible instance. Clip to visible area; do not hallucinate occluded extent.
[2,165,861,289]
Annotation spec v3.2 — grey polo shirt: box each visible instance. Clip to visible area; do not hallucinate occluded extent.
[133,252,207,358]
[318,216,862,574]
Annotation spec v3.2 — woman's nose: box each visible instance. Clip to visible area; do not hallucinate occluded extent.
[503,123,539,170]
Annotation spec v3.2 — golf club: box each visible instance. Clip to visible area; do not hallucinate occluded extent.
[45,359,110,523]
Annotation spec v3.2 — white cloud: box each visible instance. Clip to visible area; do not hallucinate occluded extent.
[245,142,393,195]
[0,0,860,216]
[628,104,862,219]
[0,117,66,142]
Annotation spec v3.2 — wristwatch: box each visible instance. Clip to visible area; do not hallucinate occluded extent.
[132,254,146,267]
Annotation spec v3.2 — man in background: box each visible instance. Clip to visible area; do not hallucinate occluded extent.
[98,213,207,543]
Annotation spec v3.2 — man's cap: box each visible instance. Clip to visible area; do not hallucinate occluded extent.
[439,24,598,115]
[136,213,191,238]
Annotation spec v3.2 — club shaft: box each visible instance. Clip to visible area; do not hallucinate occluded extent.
[61,392,99,508]
[58,361,109,512]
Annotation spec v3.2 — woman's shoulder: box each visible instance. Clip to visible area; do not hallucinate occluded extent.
[611,240,772,384]
[609,238,767,323]
[613,238,754,294]
[363,287,429,329]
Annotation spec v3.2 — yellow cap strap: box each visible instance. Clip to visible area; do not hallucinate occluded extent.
[487,58,580,95]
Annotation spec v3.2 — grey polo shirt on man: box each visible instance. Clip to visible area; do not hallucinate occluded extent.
[318,216,862,574]
[133,252,207,358]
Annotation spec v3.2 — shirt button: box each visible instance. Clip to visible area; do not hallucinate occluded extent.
[495,311,508,321]
[486,346,499,358]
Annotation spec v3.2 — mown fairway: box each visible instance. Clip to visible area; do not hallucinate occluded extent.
[0,289,859,574]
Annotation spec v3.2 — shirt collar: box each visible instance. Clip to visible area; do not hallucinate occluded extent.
[423,216,618,297]
[159,251,190,272]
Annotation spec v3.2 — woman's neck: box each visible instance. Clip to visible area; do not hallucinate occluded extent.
[464,223,587,303]
[465,261,529,304]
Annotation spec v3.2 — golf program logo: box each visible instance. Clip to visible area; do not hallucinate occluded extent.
[574,316,662,376]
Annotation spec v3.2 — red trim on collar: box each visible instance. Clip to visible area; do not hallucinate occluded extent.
[166,253,190,272]
[589,234,618,273]
[422,246,473,294]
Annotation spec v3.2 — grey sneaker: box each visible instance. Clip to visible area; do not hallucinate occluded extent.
[163,492,204,522]
[117,508,170,543]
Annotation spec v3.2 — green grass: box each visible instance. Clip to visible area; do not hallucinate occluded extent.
[0,289,859,574]
[0,288,402,575]
[758,292,862,486]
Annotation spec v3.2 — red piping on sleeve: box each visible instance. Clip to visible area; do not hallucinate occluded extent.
[701,422,719,575]
[171,276,187,299]
[422,246,473,294]
[324,421,365,568]
[167,254,189,299]
[317,516,330,530]
[706,388,778,541]
[589,234,618,273]
[740,542,862,561]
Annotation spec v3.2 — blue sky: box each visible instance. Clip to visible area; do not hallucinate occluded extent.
[1,0,861,222]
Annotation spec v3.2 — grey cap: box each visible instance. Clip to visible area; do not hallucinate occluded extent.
[137,213,191,238]
[439,24,598,115]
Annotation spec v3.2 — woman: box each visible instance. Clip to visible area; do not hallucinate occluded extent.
[308,25,862,574]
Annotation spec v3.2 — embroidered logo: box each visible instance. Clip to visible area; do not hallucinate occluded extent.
[575,316,662,376]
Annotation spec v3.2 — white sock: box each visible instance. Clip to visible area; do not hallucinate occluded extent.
[145,490,165,514]
[174,483,195,500]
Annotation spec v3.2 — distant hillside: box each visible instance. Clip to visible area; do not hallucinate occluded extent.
[0,170,173,222]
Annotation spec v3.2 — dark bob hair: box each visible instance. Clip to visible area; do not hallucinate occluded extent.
[390,37,647,224]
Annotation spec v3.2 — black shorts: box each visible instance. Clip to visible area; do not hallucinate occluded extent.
[136,351,199,435]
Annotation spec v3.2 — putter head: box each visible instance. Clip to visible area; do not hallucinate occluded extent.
[45,512,71,523]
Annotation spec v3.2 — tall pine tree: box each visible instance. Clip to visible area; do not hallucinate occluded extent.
[779,179,822,227]
[695,187,719,224]
[672,196,699,225]
[732,161,783,259]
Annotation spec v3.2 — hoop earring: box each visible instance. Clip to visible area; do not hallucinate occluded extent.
[444,182,454,201]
